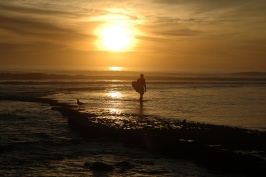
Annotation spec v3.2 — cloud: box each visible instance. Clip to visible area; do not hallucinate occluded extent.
[0,14,90,41]
[146,0,266,25]
[159,29,201,37]
[1,0,266,71]
[0,2,100,52]
[0,2,76,17]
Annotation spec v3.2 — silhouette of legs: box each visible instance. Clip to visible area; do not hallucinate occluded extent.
[139,100,143,115]
[140,94,143,102]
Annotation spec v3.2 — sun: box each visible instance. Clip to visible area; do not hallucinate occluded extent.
[102,25,131,51]
[96,23,135,52]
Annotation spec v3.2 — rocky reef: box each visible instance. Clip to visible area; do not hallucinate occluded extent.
[2,96,266,176]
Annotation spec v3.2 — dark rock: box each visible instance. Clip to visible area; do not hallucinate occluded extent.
[115,161,134,169]
[84,162,91,167]
[88,162,114,171]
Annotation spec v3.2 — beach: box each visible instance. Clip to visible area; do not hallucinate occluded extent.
[1,70,266,176]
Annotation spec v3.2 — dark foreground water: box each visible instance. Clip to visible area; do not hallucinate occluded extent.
[1,101,237,177]
[0,70,266,176]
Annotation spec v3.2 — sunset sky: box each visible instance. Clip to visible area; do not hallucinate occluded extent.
[1,0,266,72]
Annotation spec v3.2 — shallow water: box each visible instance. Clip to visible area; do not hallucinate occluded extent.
[44,81,266,131]
[0,70,265,176]
[1,71,266,130]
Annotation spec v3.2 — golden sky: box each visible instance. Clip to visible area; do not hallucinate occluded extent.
[1,0,266,72]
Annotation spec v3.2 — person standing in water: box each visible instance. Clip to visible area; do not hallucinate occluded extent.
[137,74,146,102]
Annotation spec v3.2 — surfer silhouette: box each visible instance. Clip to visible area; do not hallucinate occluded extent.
[132,74,146,102]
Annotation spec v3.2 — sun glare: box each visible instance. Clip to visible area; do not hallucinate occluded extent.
[95,23,135,52]
[108,66,123,71]
[108,91,122,99]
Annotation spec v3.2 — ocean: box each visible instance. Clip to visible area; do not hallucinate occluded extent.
[1,68,266,176]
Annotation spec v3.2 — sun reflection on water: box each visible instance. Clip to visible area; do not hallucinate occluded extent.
[109,108,122,115]
[108,91,122,99]
[108,66,123,71]
[106,91,123,117]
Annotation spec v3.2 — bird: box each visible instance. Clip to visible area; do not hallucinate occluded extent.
[77,99,84,105]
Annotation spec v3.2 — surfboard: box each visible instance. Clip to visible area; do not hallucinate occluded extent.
[132,81,144,94]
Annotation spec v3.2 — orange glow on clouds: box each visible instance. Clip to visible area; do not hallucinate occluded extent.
[1,2,266,72]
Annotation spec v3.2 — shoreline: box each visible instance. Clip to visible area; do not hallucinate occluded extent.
[1,96,266,176]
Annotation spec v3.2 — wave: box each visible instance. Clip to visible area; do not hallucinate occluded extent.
[1,72,266,84]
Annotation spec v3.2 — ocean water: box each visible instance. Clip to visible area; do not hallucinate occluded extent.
[19,69,265,131]
[0,69,266,176]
